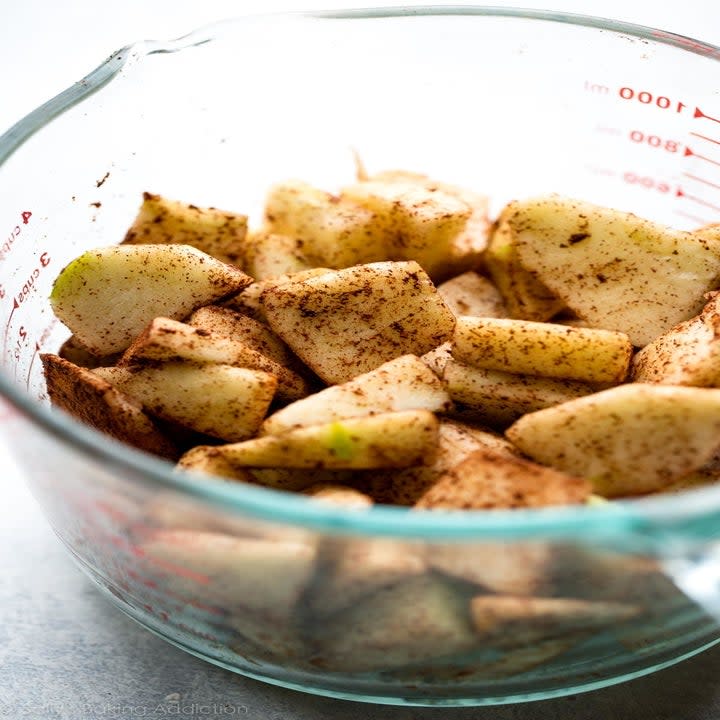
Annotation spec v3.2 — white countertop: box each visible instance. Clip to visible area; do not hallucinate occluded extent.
[2,2,720,717]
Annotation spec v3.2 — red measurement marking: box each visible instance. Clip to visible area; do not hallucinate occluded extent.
[25,341,40,390]
[618,87,686,113]
[628,130,680,153]
[129,571,159,590]
[124,567,223,615]
[674,209,714,226]
[685,146,720,167]
[1,227,20,264]
[683,172,720,191]
[676,188,720,213]
[623,172,672,193]
[584,80,610,94]
[8,252,51,313]
[107,533,145,559]
[144,556,210,585]
[94,500,129,523]
[695,107,720,125]
[690,132,720,147]
[1,212,32,264]
[3,297,19,356]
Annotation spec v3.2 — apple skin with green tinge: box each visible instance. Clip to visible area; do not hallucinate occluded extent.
[50,244,252,356]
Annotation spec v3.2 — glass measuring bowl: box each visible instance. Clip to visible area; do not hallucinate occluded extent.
[2,7,720,707]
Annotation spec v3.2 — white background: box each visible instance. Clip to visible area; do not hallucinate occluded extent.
[1,2,720,716]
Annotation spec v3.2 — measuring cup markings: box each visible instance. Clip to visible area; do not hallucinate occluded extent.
[583,80,720,225]
[628,130,682,153]
[622,172,673,193]
[690,132,720,147]
[6,318,58,396]
[3,251,51,366]
[678,131,720,218]
[684,145,720,167]
[584,80,611,96]
[684,173,720,191]
[694,107,720,125]
[618,86,687,114]
[676,188,720,214]
[0,210,32,269]
[3,300,20,362]
[24,341,41,390]
[4,251,50,314]
[19,316,59,390]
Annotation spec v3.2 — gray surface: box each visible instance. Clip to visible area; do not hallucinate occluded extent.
[2,478,720,719]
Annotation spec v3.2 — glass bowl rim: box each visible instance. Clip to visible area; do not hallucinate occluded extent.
[3,5,720,539]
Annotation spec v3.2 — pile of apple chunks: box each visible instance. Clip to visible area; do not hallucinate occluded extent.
[45,170,720,507]
[41,170,720,676]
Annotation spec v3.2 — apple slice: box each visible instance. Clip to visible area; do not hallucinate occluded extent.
[93,362,276,442]
[443,357,595,427]
[179,410,439,470]
[470,595,640,647]
[308,575,477,672]
[305,537,426,617]
[58,335,121,369]
[368,418,518,506]
[119,316,310,402]
[122,192,248,266]
[140,529,314,658]
[366,170,491,278]
[50,244,252,355]
[223,267,331,322]
[414,448,591,509]
[452,316,632,384]
[437,271,508,318]
[264,179,390,268]
[243,229,313,280]
[188,305,301,369]
[260,261,455,385]
[632,292,720,386]
[260,354,450,436]
[139,530,315,616]
[341,179,472,280]
[507,195,720,346]
[41,353,178,459]
[430,541,552,596]
[302,484,374,508]
[485,207,565,321]
[506,383,720,496]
